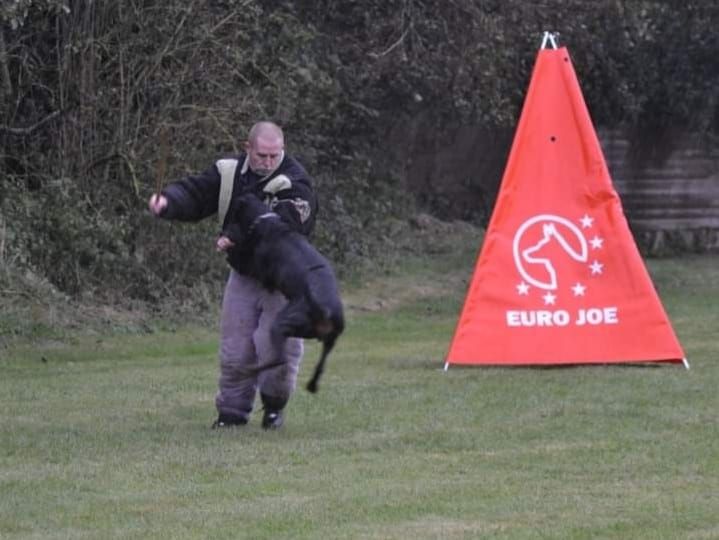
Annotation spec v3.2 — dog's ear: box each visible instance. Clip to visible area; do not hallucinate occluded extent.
[238,192,263,204]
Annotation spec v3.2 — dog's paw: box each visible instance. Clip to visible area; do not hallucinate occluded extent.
[306,379,318,393]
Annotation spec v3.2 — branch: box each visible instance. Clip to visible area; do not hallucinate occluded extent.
[0,26,12,97]
[83,151,141,199]
[368,27,410,59]
[0,109,62,137]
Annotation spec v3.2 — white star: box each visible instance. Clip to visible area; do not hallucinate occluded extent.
[543,292,557,305]
[516,282,530,295]
[580,214,594,229]
[571,283,587,296]
[590,235,604,249]
[589,260,604,275]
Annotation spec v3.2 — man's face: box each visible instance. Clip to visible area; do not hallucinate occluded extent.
[246,134,284,176]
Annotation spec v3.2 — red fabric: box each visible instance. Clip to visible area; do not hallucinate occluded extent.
[446,47,684,366]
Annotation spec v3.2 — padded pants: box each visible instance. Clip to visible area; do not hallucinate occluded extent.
[215,270,303,420]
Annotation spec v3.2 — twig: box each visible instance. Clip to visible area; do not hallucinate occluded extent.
[248,60,279,87]
[0,27,12,97]
[83,152,141,199]
[119,152,140,198]
[368,27,409,59]
[132,6,192,93]
[0,215,6,269]
[155,126,169,196]
[0,110,62,137]
[0,289,30,297]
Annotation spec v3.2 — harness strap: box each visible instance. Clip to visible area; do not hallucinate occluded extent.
[216,159,239,226]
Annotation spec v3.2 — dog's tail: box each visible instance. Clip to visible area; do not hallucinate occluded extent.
[305,286,344,393]
[306,333,338,394]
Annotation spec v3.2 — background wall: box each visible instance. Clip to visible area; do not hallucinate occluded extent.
[383,120,719,253]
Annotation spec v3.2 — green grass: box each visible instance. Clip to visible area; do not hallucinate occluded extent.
[1,251,718,539]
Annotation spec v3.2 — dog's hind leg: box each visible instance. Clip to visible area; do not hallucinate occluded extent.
[271,297,338,393]
[272,297,316,338]
[269,297,314,358]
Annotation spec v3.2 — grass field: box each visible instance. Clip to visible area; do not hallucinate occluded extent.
[1,246,718,539]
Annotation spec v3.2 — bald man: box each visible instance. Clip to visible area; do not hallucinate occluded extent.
[149,121,318,430]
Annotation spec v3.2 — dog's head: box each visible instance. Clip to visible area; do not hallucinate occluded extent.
[233,193,271,230]
[222,193,273,246]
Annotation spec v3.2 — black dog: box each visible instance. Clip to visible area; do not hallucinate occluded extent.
[223,193,344,393]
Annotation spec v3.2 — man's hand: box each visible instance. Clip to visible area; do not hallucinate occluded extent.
[216,236,235,252]
[148,194,168,216]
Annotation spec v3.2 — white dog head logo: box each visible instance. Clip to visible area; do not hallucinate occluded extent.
[513,215,588,290]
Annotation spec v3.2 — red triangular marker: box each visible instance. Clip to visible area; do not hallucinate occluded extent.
[445,43,686,367]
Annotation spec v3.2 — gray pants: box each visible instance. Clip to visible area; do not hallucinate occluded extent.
[215,269,303,420]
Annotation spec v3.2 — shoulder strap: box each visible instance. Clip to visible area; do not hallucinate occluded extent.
[216,159,239,226]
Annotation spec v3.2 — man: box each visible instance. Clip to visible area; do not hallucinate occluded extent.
[148,121,318,429]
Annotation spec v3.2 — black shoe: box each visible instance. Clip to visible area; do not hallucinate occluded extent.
[260,392,287,430]
[211,413,248,429]
[261,409,284,430]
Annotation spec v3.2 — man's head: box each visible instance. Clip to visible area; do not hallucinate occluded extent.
[246,121,285,176]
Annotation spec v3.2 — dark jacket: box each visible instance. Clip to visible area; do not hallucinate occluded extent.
[160,152,317,276]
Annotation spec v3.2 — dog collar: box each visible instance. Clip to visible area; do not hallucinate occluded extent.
[248,212,279,236]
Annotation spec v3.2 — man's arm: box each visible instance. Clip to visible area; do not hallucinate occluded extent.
[149,163,223,222]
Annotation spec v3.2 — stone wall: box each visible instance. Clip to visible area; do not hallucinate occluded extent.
[601,129,719,253]
[386,115,719,253]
